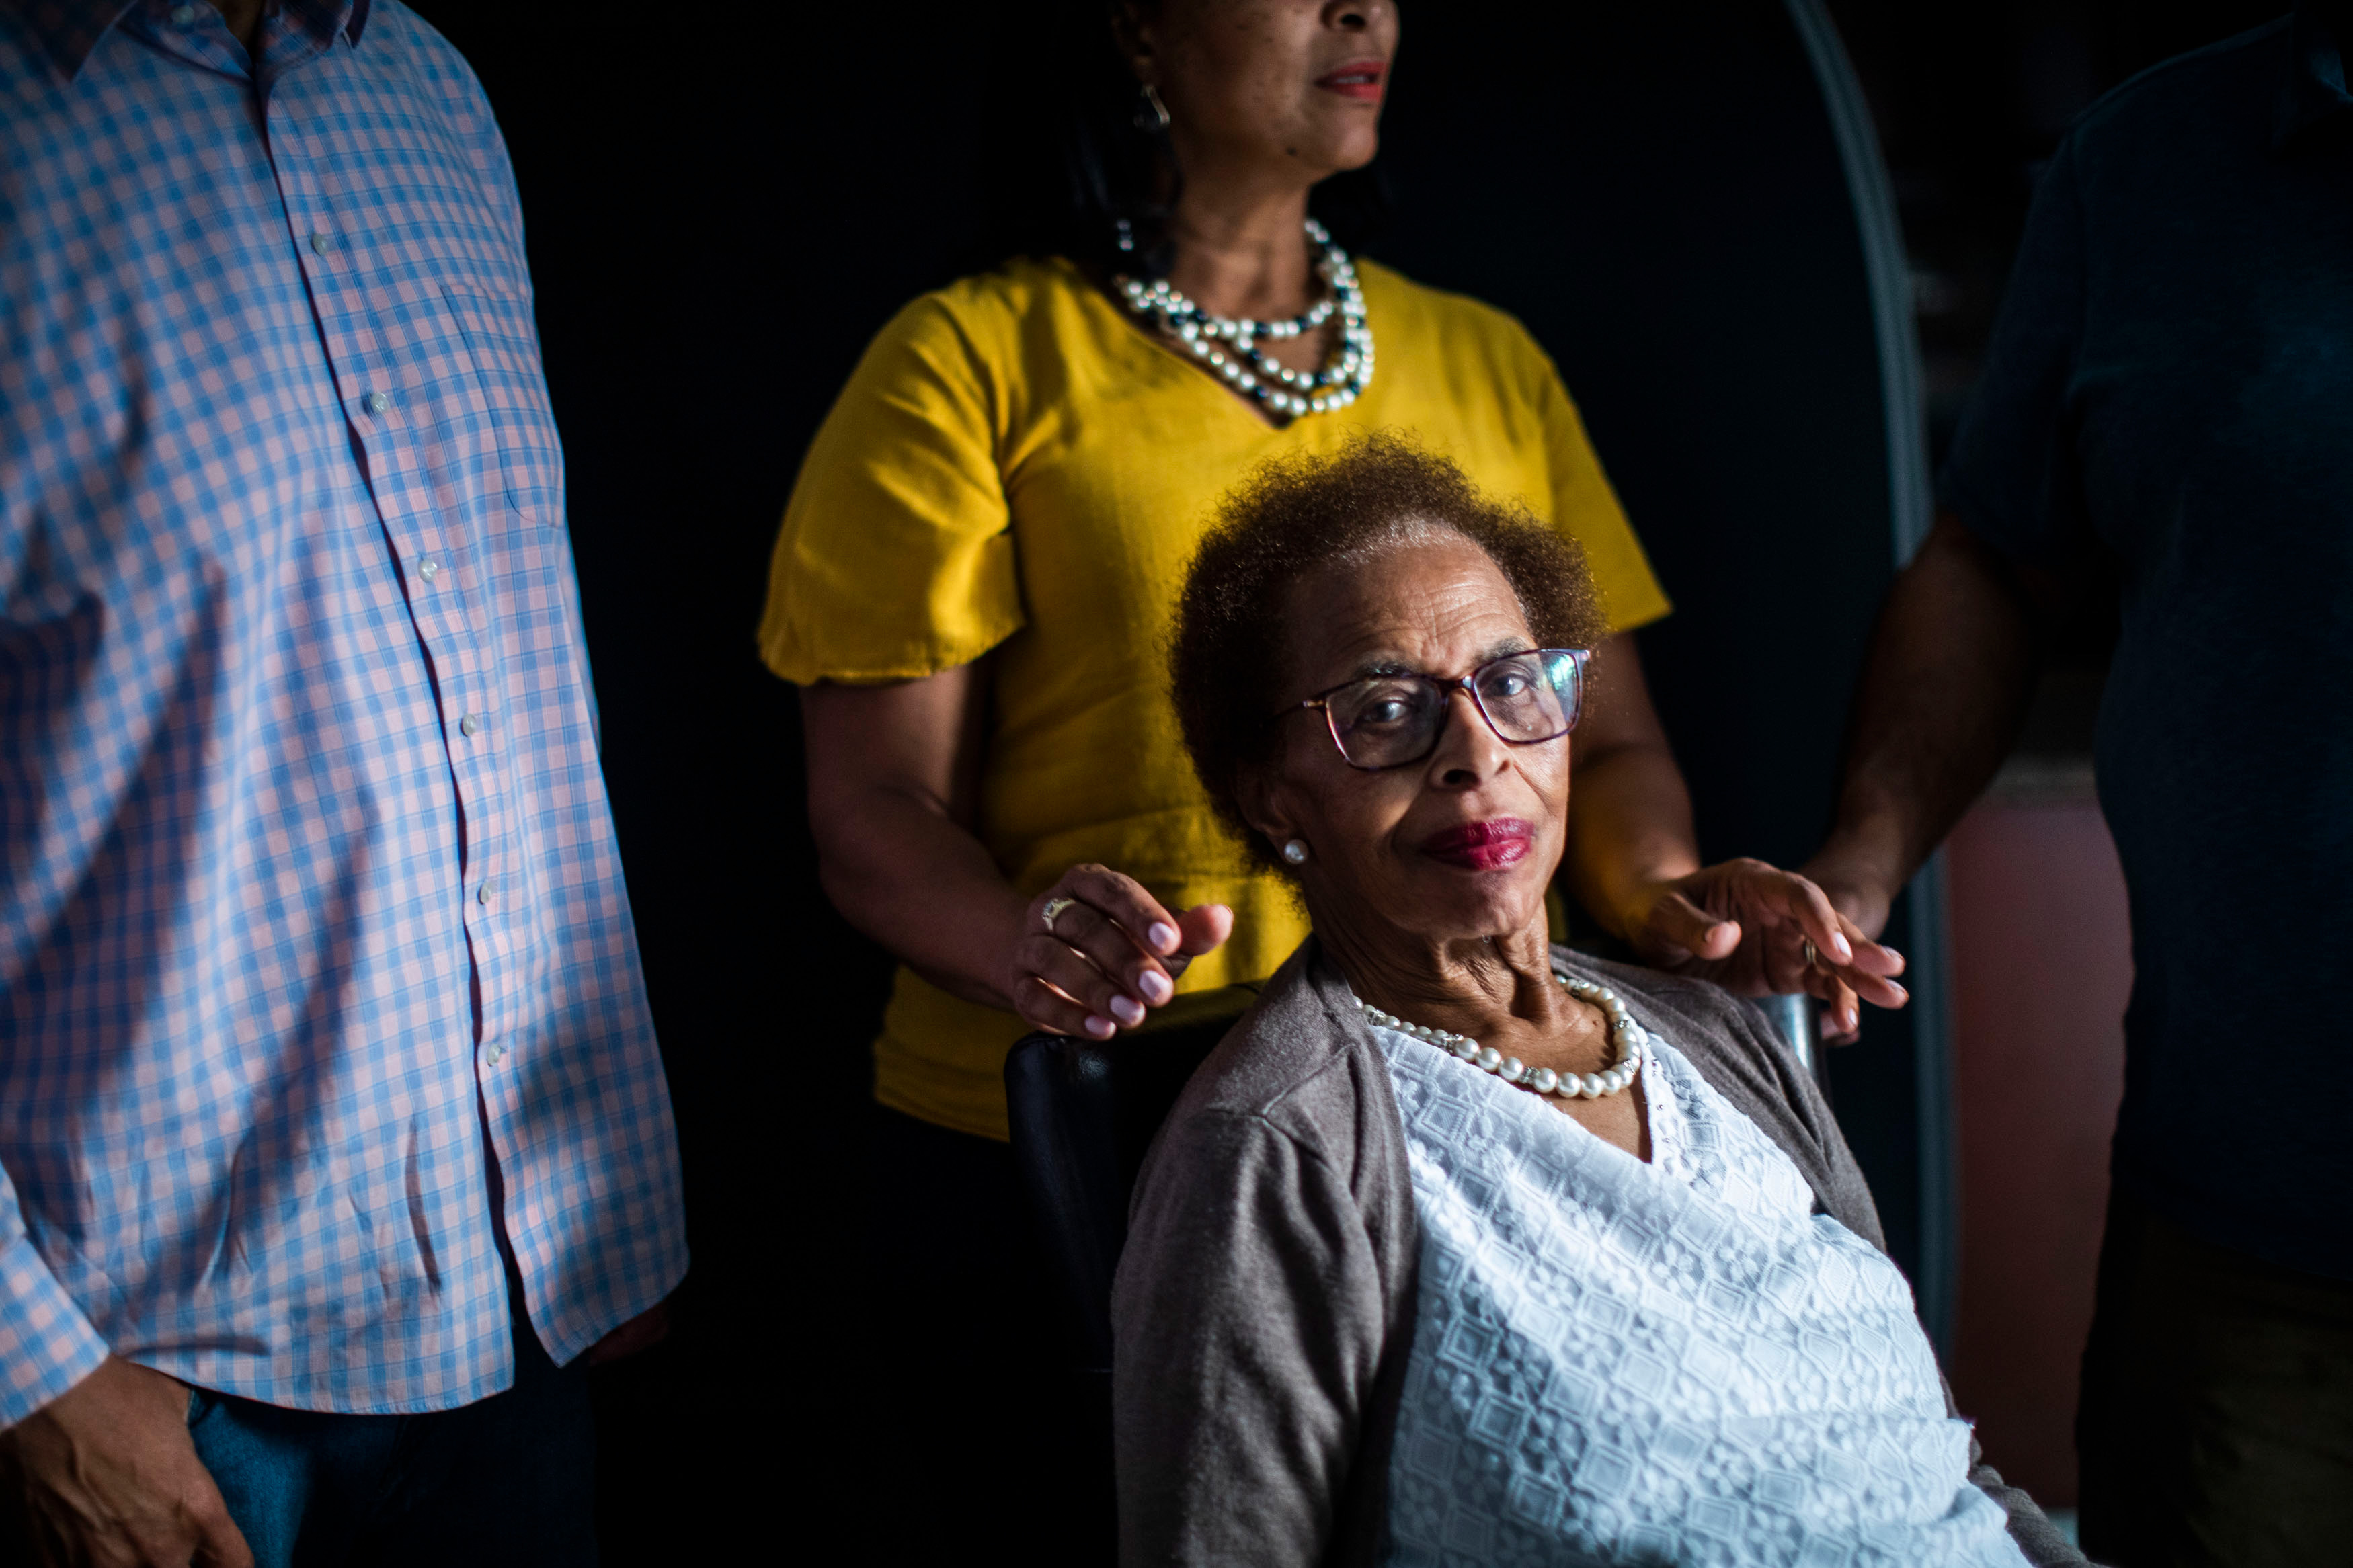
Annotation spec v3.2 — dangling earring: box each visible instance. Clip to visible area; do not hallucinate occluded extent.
[1135,82,1172,133]
[1281,839,1310,866]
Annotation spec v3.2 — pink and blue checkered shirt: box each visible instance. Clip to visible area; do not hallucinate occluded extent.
[0,0,687,1423]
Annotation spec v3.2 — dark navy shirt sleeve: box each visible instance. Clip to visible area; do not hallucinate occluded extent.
[1939,141,2093,563]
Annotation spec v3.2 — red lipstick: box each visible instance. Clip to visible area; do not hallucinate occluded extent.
[1419,818,1534,871]
[1315,60,1387,101]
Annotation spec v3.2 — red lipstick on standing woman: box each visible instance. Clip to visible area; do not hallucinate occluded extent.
[1314,60,1387,101]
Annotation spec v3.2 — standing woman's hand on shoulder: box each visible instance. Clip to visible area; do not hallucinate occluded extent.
[801,665,1231,1040]
[1008,868,1232,1040]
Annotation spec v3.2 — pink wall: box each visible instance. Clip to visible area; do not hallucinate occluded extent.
[1943,795,2132,1505]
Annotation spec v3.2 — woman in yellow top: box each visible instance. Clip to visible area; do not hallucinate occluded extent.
[765,5,1904,1549]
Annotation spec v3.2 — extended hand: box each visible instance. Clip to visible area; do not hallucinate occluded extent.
[1616,858,1909,1041]
[1007,864,1233,1039]
[1796,843,1899,946]
[0,1356,251,1567]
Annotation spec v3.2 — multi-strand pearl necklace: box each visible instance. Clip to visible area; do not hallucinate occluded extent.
[1115,217,1374,420]
[1356,973,1648,1104]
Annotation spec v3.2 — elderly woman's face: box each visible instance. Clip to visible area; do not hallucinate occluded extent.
[1248,532,1569,944]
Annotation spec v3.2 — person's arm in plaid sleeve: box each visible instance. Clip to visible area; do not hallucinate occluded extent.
[0,7,249,1561]
[0,1216,108,1432]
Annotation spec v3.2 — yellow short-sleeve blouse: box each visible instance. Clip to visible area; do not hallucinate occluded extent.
[762,254,1669,1139]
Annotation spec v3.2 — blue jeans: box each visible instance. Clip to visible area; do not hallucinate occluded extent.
[187,1293,597,1568]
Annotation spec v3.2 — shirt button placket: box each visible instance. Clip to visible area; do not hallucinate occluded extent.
[475,868,504,1069]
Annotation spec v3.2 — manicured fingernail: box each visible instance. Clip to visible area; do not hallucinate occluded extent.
[1110,996,1145,1027]
[1886,983,1908,1003]
[1138,971,1172,1004]
[1086,1014,1115,1039]
[1830,933,1853,962]
[1842,1009,1858,1032]
[1148,922,1179,953]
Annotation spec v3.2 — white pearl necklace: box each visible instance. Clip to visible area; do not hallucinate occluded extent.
[1355,972,1648,1103]
[1115,218,1374,420]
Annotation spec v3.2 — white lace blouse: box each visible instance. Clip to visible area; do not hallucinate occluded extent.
[1370,1020,2027,1567]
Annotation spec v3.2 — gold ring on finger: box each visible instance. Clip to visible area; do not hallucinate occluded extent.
[1041,895,1078,933]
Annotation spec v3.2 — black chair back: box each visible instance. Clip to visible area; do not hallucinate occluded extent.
[1003,1020,1234,1372]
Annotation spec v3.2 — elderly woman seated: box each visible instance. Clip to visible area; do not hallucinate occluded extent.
[1113,436,2082,1567]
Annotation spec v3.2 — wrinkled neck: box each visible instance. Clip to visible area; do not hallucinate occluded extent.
[1312,897,1569,1044]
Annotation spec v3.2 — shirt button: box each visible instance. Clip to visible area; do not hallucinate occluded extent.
[310,232,331,254]
[458,712,481,737]
[363,390,391,415]
[477,880,495,907]
[484,1043,506,1067]
[418,558,440,582]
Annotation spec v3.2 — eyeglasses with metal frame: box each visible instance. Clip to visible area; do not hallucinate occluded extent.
[1283,647,1592,772]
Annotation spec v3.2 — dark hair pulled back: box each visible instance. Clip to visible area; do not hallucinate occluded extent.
[978,0,1391,278]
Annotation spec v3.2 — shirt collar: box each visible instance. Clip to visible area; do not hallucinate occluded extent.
[11,0,133,77]
[11,0,369,82]
[2279,3,2353,150]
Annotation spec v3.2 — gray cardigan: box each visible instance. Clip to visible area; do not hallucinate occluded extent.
[1111,937,2084,1567]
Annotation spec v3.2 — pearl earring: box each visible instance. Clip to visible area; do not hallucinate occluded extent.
[1282,839,1310,866]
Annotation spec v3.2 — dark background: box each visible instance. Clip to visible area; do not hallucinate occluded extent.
[405,2,2288,1554]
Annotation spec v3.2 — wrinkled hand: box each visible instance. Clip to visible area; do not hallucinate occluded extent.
[0,1356,251,1568]
[1006,864,1233,1039]
[1616,858,1909,1042]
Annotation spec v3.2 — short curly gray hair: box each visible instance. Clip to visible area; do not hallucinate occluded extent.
[1168,432,1606,876]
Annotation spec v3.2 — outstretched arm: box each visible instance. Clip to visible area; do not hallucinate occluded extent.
[1801,511,2047,942]
[1561,634,1709,940]
[1566,634,1908,1034]
[801,667,1229,1040]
